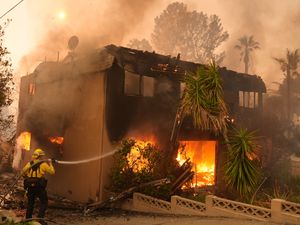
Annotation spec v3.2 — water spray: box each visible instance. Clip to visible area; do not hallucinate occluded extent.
[54,150,117,165]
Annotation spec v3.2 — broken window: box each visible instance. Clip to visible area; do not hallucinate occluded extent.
[124,71,140,96]
[177,140,216,187]
[239,91,260,108]
[124,71,155,97]
[244,92,250,107]
[249,92,255,108]
[255,92,259,108]
[28,83,35,95]
[143,76,155,97]
[239,91,244,107]
[18,131,31,151]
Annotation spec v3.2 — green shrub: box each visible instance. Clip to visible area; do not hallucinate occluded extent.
[2,219,34,225]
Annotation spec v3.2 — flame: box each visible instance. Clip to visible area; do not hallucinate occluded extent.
[19,132,31,151]
[126,139,154,173]
[177,140,216,187]
[127,134,156,143]
[49,137,64,145]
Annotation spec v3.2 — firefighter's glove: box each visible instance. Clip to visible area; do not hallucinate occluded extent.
[51,158,57,164]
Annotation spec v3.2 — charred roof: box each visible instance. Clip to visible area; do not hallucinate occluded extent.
[105,44,266,93]
[30,44,266,93]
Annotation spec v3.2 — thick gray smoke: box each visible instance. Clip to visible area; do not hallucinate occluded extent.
[19,0,300,90]
[19,0,160,74]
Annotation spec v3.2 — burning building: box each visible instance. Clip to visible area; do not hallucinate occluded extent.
[16,44,266,202]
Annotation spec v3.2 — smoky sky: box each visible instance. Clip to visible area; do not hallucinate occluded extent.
[19,0,300,90]
[192,0,300,89]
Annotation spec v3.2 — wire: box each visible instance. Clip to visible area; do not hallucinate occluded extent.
[0,0,25,20]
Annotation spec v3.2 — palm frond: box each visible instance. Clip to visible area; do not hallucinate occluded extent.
[225,128,260,199]
[274,48,300,75]
[181,61,228,134]
[234,45,242,50]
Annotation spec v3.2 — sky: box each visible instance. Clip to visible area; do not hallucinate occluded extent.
[0,0,300,90]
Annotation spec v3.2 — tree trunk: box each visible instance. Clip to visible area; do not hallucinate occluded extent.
[287,66,291,123]
[244,50,249,74]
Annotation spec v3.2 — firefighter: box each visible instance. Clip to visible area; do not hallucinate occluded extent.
[22,148,55,225]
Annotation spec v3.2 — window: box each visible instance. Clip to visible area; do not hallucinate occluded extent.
[124,71,155,97]
[249,92,255,108]
[124,71,140,96]
[28,83,35,95]
[239,91,244,107]
[239,91,260,108]
[244,92,249,108]
[143,76,155,97]
[255,92,259,108]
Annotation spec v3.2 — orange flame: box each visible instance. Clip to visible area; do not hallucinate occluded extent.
[49,137,64,145]
[126,139,154,173]
[177,140,216,187]
[19,132,31,151]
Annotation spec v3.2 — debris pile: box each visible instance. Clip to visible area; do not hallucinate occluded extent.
[0,171,83,218]
[0,140,13,172]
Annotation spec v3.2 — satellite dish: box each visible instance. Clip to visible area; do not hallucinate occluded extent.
[68,35,79,50]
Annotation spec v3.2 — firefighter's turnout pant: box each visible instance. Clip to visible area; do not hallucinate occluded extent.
[26,185,48,219]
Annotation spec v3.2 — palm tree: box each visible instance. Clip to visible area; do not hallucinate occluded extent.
[169,61,228,158]
[170,61,260,199]
[235,35,260,74]
[180,61,228,133]
[225,128,260,200]
[274,49,300,123]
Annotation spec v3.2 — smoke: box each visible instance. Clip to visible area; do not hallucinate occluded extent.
[12,133,24,169]
[184,0,300,89]
[9,0,300,132]
[2,0,298,90]
[18,0,161,75]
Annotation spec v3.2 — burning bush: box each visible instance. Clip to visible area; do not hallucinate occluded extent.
[109,138,191,199]
[109,139,161,192]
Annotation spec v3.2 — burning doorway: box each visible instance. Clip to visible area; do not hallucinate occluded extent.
[176,140,216,188]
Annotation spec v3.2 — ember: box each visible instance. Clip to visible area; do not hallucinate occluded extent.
[49,137,64,145]
[19,132,31,151]
[176,140,216,187]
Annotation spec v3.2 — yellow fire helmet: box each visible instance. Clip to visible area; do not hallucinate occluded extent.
[32,148,46,159]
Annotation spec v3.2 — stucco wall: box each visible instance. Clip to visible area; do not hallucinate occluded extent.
[47,71,114,202]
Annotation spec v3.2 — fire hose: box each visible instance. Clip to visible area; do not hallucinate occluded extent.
[54,150,117,165]
[0,150,117,208]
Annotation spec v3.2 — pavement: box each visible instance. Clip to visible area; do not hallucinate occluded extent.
[0,171,284,225]
[48,209,282,225]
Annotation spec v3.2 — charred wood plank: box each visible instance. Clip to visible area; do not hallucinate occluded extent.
[171,160,192,190]
[84,178,170,215]
[171,172,194,195]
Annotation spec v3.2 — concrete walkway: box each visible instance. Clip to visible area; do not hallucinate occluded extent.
[50,210,281,225]
[76,215,280,225]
